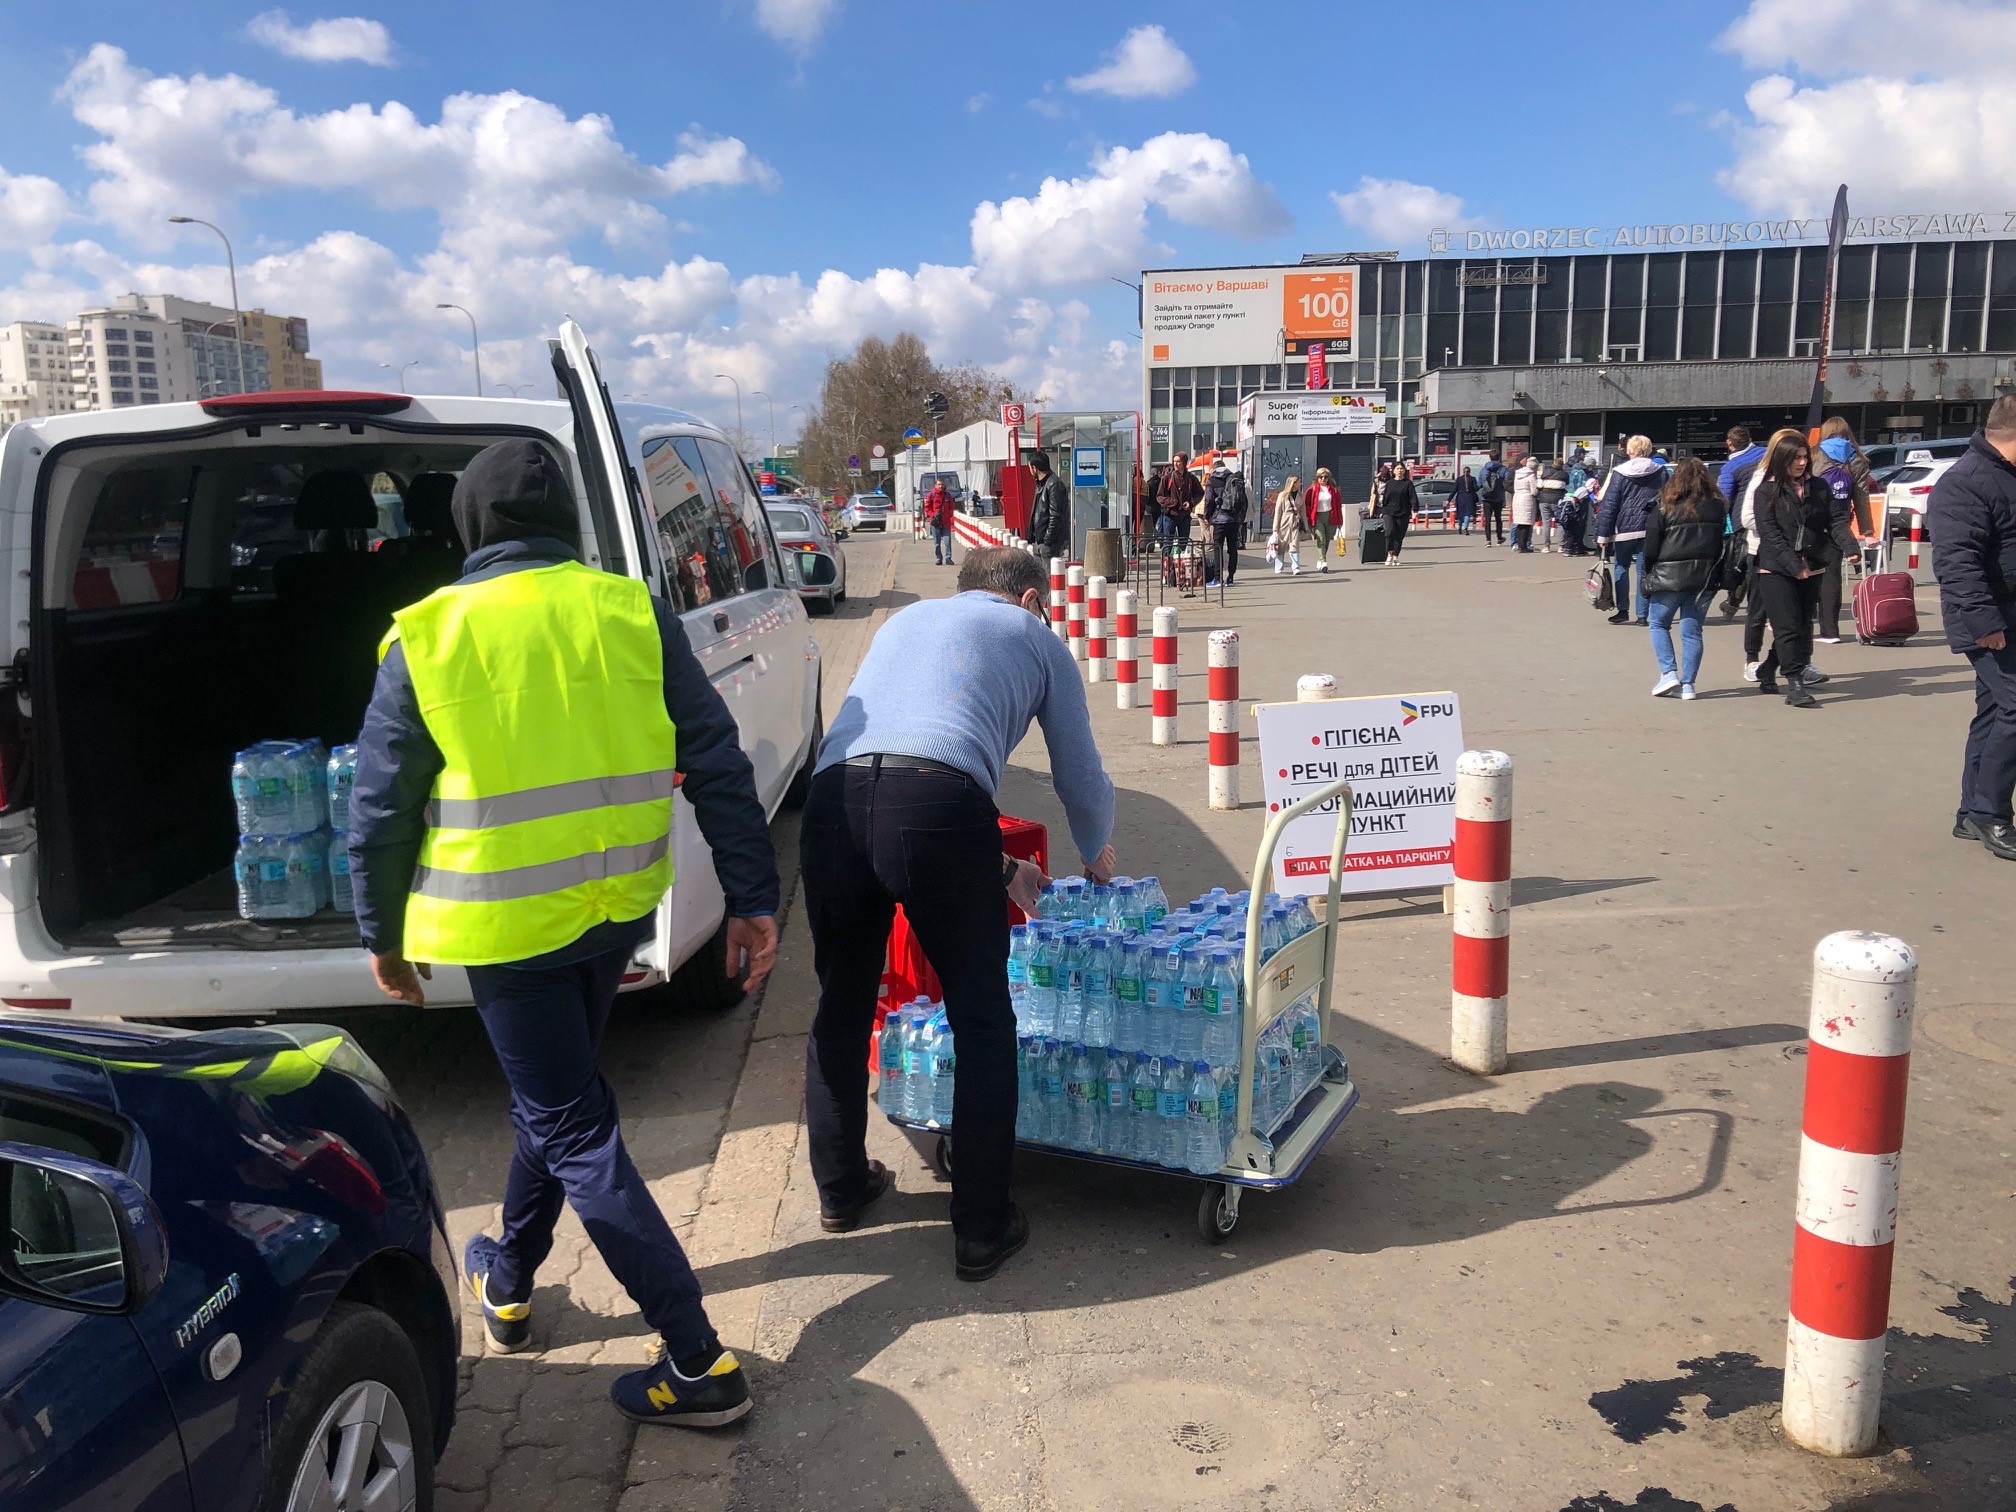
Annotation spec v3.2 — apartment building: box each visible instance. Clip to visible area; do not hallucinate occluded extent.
[0,321,80,425]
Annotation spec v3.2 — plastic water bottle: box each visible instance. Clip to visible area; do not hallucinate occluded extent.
[327,744,357,832]
[1143,944,1177,1058]
[234,835,274,919]
[1057,1043,1090,1151]
[1015,1038,1040,1140]
[1264,1029,1292,1126]
[1039,1040,1067,1145]
[1100,1049,1128,1155]
[1056,928,1087,1043]
[1081,933,1114,1048]
[1184,1061,1223,1175]
[1216,1063,1239,1158]
[1086,882,1111,928]
[1201,949,1242,1068]
[328,834,354,915]
[877,1011,907,1115]
[230,748,263,835]
[1006,924,1032,1030]
[1139,876,1169,929]
[1287,895,1318,941]
[1112,940,1145,1054]
[1126,1052,1158,1160]
[1156,1056,1189,1168]
[1174,946,1208,1061]
[1108,875,1138,932]
[902,1003,934,1120]
[1025,927,1058,1037]
[929,1015,957,1127]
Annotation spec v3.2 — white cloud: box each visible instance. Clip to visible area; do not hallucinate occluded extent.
[1329,176,1472,247]
[753,0,837,50]
[243,11,394,66]
[1719,0,2015,77]
[971,131,1288,287]
[1067,24,1195,99]
[0,168,72,251]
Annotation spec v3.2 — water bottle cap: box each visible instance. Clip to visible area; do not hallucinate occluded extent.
[1143,875,1159,885]
[1135,1050,1149,1062]
[1210,947,1231,962]
[1194,1059,1210,1072]
[1070,1042,1085,1054]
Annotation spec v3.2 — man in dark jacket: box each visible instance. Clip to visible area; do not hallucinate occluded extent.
[1026,451,1071,561]
[1478,454,1509,545]
[1157,453,1202,546]
[1929,398,2016,860]
[1202,461,1249,585]
[348,439,780,1427]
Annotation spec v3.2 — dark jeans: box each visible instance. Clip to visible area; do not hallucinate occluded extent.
[1960,639,2016,826]
[802,763,1016,1244]
[1818,547,1843,637]
[1211,524,1239,583]
[1756,570,1821,682]
[1483,502,1505,543]
[1611,539,1648,619]
[1744,563,1768,659]
[1512,523,1533,552]
[930,523,953,564]
[470,948,715,1357]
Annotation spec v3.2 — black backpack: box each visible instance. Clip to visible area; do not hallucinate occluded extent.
[1212,473,1246,524]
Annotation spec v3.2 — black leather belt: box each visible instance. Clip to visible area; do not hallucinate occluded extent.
[842,753,967,778]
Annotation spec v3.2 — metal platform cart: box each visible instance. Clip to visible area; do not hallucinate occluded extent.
[888,777,1360,1243]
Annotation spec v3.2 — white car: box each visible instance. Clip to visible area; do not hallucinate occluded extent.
[0,319,821,1019]
[1880,449,1955,554]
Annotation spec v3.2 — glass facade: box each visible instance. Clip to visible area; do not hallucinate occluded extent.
[1144,241,2016,464]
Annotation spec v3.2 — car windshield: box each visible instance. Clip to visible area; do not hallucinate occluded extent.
[767,508,815,533]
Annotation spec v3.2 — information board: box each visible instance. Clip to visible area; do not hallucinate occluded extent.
[1256,692,1466,896]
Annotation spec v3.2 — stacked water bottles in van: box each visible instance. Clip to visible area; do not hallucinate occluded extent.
[230,741,358,921]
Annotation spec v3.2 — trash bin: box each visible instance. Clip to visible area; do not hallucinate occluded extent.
[1084,527,1122,584]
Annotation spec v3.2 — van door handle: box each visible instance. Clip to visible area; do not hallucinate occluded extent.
[713,611,730,634]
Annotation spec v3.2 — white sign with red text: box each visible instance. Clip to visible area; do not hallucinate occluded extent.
[1256,691,1466,896]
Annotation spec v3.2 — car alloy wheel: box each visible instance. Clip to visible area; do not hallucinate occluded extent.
[285,1379,419,1512]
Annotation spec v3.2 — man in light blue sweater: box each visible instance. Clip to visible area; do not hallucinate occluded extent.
[802,546,1117,1281]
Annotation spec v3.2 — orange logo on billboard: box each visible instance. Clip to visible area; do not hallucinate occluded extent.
[1282,270,1354,346]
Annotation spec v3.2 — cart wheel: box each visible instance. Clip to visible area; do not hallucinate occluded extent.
[1196,1182,1240,1243]
[934,1134,954,1180]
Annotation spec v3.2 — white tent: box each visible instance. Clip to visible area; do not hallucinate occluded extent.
[890,418,1019,503]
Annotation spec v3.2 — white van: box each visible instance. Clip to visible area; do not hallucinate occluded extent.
[0,320,821,1019]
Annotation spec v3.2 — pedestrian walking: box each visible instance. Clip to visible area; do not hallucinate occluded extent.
[1537,457,1569,551]
[1732,427,1802,680]
[1594,435,1665,624]
[1717,424,1765,507]
[1141,463,1165,540]
[1027,451,1071,562]
[1302,466,1344,569]
[923,479,957,566]
[1640,456,1728,701]
[1272,473,1306,574]
[1203,459,1249,586]
[1813,417,1874,643]
[1752,431,1857,708]
[1928,396,2016,861]
[1510,457,1540,552]
[349,440,779,1428]
[1451,468,1479,535]
[1156,451,1202,549]
[1478,452,1509,544]
[803,546,1117,1278]
[1380,463,1418,564]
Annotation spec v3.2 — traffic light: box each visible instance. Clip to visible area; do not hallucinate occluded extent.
[926,390,948,417]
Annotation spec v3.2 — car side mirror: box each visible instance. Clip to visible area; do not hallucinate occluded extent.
[0,1140,168,1315]
[797,552,837,587]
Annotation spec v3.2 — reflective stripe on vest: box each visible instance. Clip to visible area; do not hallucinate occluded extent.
[387,560,678,967]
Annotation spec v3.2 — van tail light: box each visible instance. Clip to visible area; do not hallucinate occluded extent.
[1,997,71,1010]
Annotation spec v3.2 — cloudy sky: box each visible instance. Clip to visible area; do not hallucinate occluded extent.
[0,0,2004,431]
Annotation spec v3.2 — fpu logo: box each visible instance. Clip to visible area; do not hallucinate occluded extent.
[1400,700,1419,726]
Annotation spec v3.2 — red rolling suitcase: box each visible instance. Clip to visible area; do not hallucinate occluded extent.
[1854,540,1918,645]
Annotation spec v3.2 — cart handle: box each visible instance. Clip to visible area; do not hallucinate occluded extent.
[1240,775,1353,1012]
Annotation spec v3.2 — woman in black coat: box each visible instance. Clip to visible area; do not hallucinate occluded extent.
[1751,432,1858,707]
[1379,464,1418,564]
[1639,457,1728,699]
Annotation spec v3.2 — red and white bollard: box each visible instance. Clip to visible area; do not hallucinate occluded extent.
[1907,512,1923,571]
[1086,575,1110,682]
[1784,931,1916,1458]
[1151,606,1179,745]
[1207,629,1240,810]
[1049,557,1068,641]
[1450,749,1513,1075]
[1066,564,1087,662]
[1114,589,1140,709]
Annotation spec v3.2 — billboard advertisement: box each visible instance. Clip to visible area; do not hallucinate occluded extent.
[1145,266,1357,367]
[1242,391,1390,438]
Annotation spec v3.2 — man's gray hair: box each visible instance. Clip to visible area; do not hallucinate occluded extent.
[957,545,1046,600]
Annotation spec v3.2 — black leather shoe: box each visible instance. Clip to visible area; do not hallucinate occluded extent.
[1979,822,2016,862]
[1606,611,1630,625]
[1784,676,1818,708]
[1756,676,1779,695]
[820,1160,892,1233]
[1954,818,1978,840]
[955,1203,1030,1282]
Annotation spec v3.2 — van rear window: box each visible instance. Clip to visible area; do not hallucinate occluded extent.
[70,466,194,609]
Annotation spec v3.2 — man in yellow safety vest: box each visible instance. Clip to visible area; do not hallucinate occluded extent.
[347,438,779,1429]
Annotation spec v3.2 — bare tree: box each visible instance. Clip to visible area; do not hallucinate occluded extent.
[796,332,1020,495]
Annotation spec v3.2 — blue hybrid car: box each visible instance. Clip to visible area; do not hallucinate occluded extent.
[0,1013,459,1512]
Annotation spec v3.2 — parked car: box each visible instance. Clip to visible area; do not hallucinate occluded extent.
[1416,477,1458,524]
[0,319,822,1019]
[845,493,892,531]
[765,496,847,615]
[0,1011,459,1511]
[1861,435,1969,473]
[1879,449,1956,549]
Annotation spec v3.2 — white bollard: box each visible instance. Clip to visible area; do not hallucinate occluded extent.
[1049,557,1068,641]
[1066,564,1087,662]
[1207,629,1240,810]
[1450,749,1513,1075]
[1151,606,1179,745]
[1086,575,1110,682]
[1297,673,1339,701]
[1783,932,1917,1458]
[1115,589,1140,709]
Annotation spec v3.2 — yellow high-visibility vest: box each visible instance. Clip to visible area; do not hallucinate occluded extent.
[382,561,677,966]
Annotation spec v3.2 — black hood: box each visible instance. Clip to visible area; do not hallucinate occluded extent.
[451,439,579,554]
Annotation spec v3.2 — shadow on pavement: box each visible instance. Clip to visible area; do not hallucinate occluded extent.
[1821,662,1971,702]
[1507,1023,1803,1074]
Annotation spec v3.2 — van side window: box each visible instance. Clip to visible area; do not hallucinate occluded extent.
[639,437,741,612]
[69,466,196,610]
[694,438,776,592]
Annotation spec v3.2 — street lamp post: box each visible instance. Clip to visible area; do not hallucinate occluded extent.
[751,389,776,459]
[167,215,245,393]
[714,372,745,456]
[435,303,482,396]
[381,360,420,394]
[493,382,532,397]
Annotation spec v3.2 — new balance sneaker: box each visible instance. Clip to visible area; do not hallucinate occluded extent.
[611,1344,753,1428]
[464,1234,531,1354]
[1742,660,1762,683]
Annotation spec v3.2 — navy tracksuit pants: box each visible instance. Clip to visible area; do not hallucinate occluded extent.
[469,947,716,1357]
